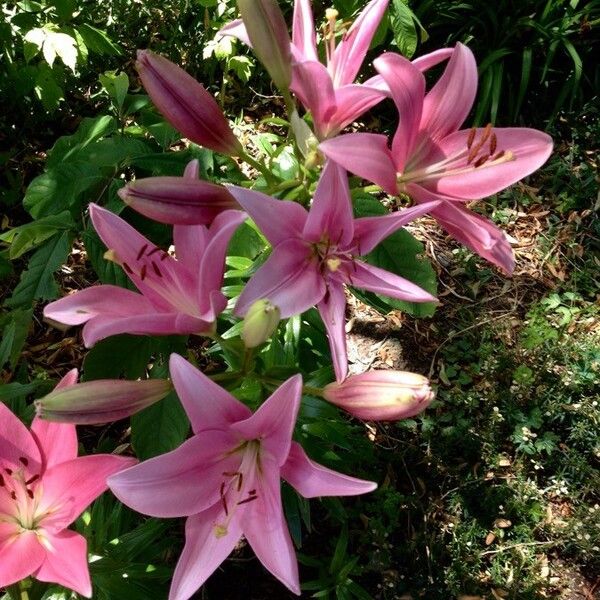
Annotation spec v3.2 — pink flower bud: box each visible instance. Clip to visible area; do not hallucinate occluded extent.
[323,370,434,421]
[35,379,173,424]
[237,0,292,90]
[118,177,240,225]
[136,50,242,156]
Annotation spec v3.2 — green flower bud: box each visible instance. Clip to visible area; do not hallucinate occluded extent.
[242,299,281,348]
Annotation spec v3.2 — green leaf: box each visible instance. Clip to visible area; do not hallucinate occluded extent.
[44,30,78,71]
[82,335,153,381]
[48,115,117,165]
[131,390,189,460]
[227,221,265,259]
[0,309,33,369]
[352,195,437,317]
[390,0,419,58]
[34,63,64,111]
[0,211,75,259]
[23,162,103,218]
[77,23,121,56]
[5,232,72,308]
[99,71,129,113]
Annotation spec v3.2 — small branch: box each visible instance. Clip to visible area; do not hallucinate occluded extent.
[480,540,556,556]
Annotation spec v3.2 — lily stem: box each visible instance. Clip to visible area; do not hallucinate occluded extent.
[238,150,276,186]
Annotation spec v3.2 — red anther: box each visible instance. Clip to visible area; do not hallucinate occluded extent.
[4,468,12,475]
[237,473,243,492]
[152,262,162,277]
[489,133,497,155]
[123,262,133,274]
[160,252,169,261]
[140,264,147,280]
[222,471,239,477]
[10,491,16,500]
[237,495,258,506]
[221,494,229,516]
[26,474,39,485]
[474,154,490,168]
[19,456,28,466]
[136,244,149,260]
[248,489,256,495]
[0,474,4,486]
[467,126,477,149]
[27,489,34,499]
[492,150,505,161]
[147,246,162,257]
[467,124,493,164]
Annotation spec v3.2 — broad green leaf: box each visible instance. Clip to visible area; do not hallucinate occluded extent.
[23,162,103,218]
[0,309,33,369]
[34,63,64,111]
[82,335,153,380]
[227,221,265,259]
[5,232,72,308]
[99,71,129,113]
[131,390,189,460]
[0,211,75,259]
[352,195,437,317]
[44,31,77,71]
[391,0,418,58]
[77,23,121,56]
[48,115,117,166]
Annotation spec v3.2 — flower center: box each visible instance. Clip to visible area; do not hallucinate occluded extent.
[0,458,41,531]
[397,124,517,189]
[103,244,201,316]
[213,440,261,539]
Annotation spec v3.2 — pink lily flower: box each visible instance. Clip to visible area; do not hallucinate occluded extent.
[226,162,440,382]
[320,44,553,273]
[222,0,390,140]
[0,370,136,596]
[109,354,376,599]
[44,200,246,347]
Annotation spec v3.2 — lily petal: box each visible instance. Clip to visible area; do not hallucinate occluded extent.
[282,442,377,497]
[43,285,156,327]
[169,506,243,600]
[108,431,238,518]
[198,210,247,315]
[0,402,41,474]
[234,239,325,319]
[292,0,318,61]
[218,18,252,48]
[374,52,424,172]
[331,0,390,87]
[411,47,454,72]
[0,531,45,588]
[418,197,515,274]
[326,83,386,136]
[319,133,398,195]
[430,127,553,200]
[225,186,308,246]
[117,177,239,225]
[353,201,440,255]
[174,224,209,268]
[317,280,348,383]
[30,418,77,470]
[39,455,137,529]
[36,530,92,598]
[232,375,302,465]
[81,312,207,348]
[348,260,437,302]
[243,456,300,595]
[169,353,251,433]
[303,161,354,248]
[290,60,337,139]
[419,43,478,146]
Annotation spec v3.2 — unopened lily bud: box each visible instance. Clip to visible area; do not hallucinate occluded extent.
[136,50,242,156]
[242,299,280,348]
[237,0,292,91]
[117,177,240,225]
[36,379,172,424]
[323,371,434,421]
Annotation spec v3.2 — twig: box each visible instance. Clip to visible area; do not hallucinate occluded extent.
[480,540,556,556]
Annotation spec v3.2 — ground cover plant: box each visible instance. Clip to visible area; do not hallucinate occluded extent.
[1,1,598,599]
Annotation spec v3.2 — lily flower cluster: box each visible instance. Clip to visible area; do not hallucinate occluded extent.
[2,1,553,598]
